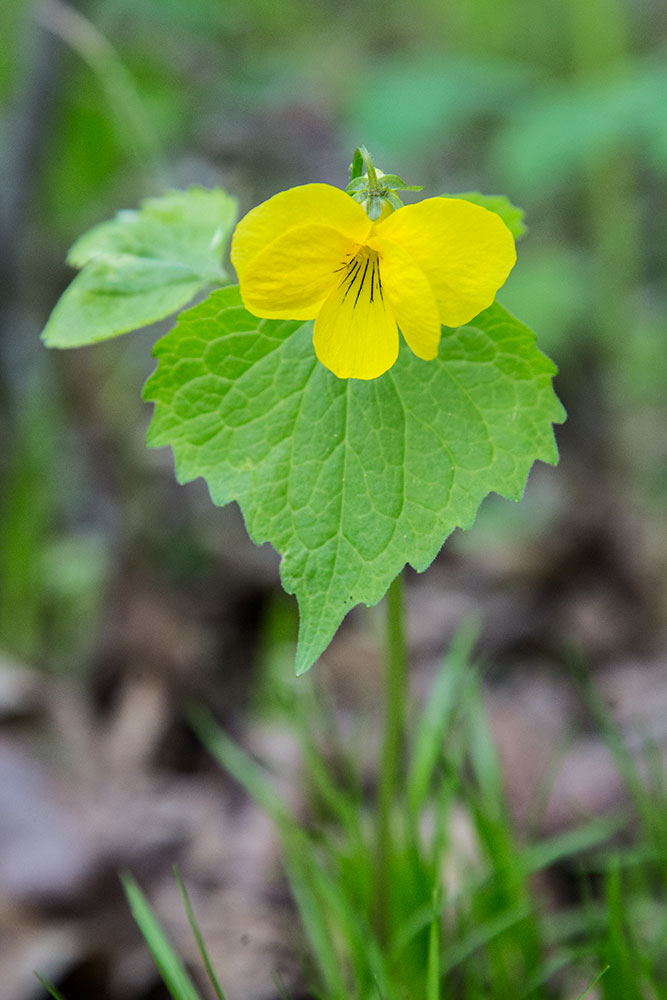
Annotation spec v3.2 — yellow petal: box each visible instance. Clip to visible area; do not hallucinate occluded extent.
[370,236,441,360]
[313,248,398,380]
[231,183,372,279]
[239,224,357,319]
[374,197,516,327]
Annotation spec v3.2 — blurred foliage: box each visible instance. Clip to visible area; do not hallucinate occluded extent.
[493,55,667,197]
[0,0,665,668]
[190,622,667,1000]
[1,2,667,997]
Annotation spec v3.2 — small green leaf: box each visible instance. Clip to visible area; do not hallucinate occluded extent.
[41,187,237,348]
[444,192,527,238]
[144,287,564,674]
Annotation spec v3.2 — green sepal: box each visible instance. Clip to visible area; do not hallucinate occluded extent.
[41,187,238,348]
[345,147,422,216]
[345,174,422,196]
[144,286,564,675]
[383,191,405,211]
[345,176,371,193]
[375,173,423,192]
[365,195,384,221]
[349,147,365,181]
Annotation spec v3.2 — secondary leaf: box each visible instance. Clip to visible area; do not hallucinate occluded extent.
[144,286,564,674]
[41,187,237,348]
[446,192,526,239]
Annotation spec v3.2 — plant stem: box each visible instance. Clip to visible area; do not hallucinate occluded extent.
[375,570,408,942]
[358,145,380,193]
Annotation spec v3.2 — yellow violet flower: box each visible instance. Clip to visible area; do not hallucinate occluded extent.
[231,183,516,381]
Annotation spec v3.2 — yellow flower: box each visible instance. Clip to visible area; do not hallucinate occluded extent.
[231,184,516,381]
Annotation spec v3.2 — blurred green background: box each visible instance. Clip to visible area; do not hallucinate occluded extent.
[1,0,666,669]
[1,1,666,997]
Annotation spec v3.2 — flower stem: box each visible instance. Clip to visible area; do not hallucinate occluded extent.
[375,570,408,942]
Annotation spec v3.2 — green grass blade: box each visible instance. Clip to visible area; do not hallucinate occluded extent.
[440,901,533,975]
[521,950,579,996]
[173,867,228,1000]
[121,873,203,1000]
[601,861,643,1000]
[33,974,69,1000]
[407,620,480,816]
[272,971,294,1000]
[465,675,505,817]
[188,703,292,826]
[282,845,349,1000]
[575,964,609,999]
[520,814,624,876]
[389,902,434,965]
[426,889,441,1000]
[568,651,653,833]
[287,836,401,1000]
[296,708,364,842]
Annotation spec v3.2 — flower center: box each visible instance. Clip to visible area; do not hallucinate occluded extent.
[334,246,383,310]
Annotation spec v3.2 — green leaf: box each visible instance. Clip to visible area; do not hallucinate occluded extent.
[144,287,564,674]
[41,187,237,348]
[445,192,526,239]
